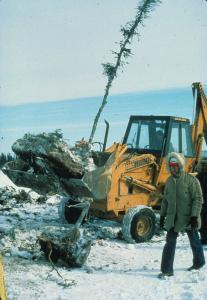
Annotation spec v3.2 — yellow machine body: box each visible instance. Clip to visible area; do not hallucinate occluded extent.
[64,83,207,243]
[0,255,7,300]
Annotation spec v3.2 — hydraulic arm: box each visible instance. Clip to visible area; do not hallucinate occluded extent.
[192,82,207,164]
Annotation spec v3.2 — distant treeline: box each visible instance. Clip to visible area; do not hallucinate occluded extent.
[0,153,15,169]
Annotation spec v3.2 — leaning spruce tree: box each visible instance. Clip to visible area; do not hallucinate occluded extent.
[88,0,161,143]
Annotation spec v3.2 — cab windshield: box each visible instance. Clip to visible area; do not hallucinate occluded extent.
[125,119,167,152]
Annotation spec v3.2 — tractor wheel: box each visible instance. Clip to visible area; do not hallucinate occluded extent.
[58,197,87,225]
[122,206,156,243]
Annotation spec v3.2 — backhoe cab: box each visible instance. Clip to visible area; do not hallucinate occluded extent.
[61,82,206,244]
[123,115,193,158]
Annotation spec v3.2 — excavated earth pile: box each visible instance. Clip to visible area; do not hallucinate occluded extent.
[0,132,122,270]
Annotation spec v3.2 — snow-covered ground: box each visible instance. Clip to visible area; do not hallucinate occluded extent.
[1,171,207,300]
[3,235,207,300]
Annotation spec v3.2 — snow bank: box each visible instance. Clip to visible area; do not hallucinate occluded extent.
[0,170,39,197]
[0,170,17,189]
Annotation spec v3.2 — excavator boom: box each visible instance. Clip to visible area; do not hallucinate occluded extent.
[192,82,207,162]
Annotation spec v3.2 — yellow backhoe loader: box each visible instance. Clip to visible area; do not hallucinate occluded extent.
[60,82,207,243]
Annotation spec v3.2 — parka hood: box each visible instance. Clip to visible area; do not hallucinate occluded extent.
[166,152,185,172]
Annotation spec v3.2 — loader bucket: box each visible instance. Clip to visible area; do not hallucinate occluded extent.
[62,151,116,202]
[59,195,91,226]
[60,178,94,225]
[60,152,116,225]
[82,151,116,202]
[61,178,94,198]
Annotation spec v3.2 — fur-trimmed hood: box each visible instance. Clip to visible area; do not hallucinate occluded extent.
[166,152,185,172]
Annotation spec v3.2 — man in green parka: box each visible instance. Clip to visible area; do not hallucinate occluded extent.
[158,152,205,279]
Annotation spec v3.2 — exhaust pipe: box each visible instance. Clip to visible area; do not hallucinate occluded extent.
[103,120,109,152]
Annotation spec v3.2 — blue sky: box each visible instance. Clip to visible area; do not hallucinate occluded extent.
[0,0,207,106]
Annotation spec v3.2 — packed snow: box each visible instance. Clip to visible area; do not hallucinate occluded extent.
[1,171,207,300]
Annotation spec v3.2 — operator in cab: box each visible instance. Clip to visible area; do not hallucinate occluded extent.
[153,130,164,150]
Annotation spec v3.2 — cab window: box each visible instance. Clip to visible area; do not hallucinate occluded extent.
[169,122,193,156]
[169,123,179,152]
[181,123,193,156]
[125,119,167,151]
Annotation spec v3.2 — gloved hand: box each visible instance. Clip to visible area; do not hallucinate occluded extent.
[160,216,165,230]
[188,216,198,230]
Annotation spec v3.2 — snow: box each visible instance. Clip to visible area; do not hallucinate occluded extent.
[0,171,18,189]
[1,171,207,300]
[3,235,207,300]
[0,170,40,199]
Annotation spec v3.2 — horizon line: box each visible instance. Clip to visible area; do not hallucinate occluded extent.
[1,83,205,108]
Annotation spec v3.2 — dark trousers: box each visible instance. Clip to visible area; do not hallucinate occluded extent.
[200,205,207,243]
[161,228,205,273]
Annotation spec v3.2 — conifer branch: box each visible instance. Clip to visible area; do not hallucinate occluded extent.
[89,0,161,143]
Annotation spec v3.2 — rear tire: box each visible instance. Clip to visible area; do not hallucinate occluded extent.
[122,206,156,243]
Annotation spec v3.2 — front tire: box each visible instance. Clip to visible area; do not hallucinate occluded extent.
[122,206,156,243]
